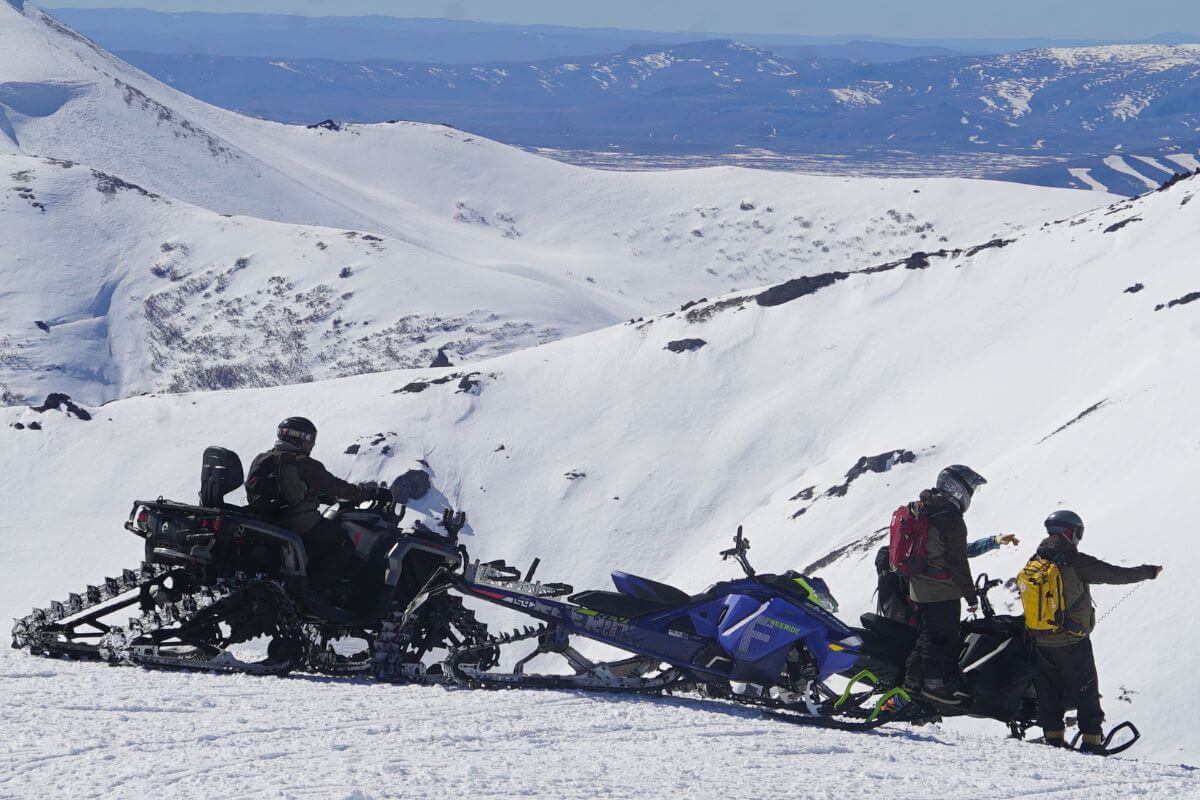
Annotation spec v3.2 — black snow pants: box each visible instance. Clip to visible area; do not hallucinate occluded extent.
[903,599,961,688]
[1035,638,1104,736]
[301,518,354,592]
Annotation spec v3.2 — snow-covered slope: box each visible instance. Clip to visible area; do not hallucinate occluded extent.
[1,0,1115,404]
[0,145,1110,405]
[0,152,625,404]
[4,171,1198,763]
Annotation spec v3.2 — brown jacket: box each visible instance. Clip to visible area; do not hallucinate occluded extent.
[248,442,367,534]
[908,489,979,606]
[1032,534,1157,647]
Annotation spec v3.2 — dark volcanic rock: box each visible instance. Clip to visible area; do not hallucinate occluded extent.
[1164,291,1200,309]
[430,348,453,368]
[31,393,91,420]
[390,469,432,503]
[307,119,342,131]
[825,449,917,497]
[756,272,849,307]
[1124,283,1145,294]
[685,296,748,323]
[1038,399,1109,444]
[665,338,707,353]
[1104,217,1142,233]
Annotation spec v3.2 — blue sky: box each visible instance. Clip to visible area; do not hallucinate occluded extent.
[48,1,1200,38]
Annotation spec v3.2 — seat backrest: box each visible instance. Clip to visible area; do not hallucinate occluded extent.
[610,571,690,607]
[199,446,245,508]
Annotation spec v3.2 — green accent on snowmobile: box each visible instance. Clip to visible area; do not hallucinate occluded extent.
[575,608,599,617]
[867,687,911,722]
[835,670,880,709]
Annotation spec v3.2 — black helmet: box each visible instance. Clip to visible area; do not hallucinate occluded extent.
[1045,509,1084,543]
[936,464,987,513]
[277,416,317,453]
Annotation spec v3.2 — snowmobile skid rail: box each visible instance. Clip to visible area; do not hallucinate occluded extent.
[434,559,923,732]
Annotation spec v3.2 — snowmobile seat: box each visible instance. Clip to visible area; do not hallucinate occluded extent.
[199,446,245,509]
[610,571,690,607]
[859,612,918,647]
[568,590,673,618]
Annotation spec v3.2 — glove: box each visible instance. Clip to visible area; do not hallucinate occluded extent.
[374,485,395,505]
[996,534,1020,547]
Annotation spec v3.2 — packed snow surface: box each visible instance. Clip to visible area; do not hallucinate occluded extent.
[1,647,1195,799]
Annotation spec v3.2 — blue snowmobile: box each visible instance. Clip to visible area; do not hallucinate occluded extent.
[421,527,915,729]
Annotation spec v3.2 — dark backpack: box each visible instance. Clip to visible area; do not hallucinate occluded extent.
[888,502,931,576]
[875,545,914,625]
[245,451,291,514]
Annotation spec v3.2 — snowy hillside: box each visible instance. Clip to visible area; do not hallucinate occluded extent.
[0,148,1109,406]
[0,152,621,404]
[4,170,1198,766]
[0,1,1114,404]
[1,652,1195,798]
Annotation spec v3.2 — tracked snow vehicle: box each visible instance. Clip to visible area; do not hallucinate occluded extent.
[848,573,1141,754]
[415,527,920,731]
[11,447,493,679]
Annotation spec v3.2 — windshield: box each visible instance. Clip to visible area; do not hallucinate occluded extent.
[791,575,839,614]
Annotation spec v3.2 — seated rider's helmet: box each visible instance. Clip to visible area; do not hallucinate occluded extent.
[278,417,317,454]
[936,465,987,513]
[1045,509,1085,544]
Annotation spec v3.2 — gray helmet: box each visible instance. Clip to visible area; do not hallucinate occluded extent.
[936,465,987,513]
[1045,509,1084,543]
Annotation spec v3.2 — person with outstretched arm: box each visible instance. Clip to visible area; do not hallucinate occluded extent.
[876,532,1019,625]
[1024,510,1161,755]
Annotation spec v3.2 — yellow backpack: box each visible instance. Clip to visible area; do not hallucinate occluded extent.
[1017,557,1066,632]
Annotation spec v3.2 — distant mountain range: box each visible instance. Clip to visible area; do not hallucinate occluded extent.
[104,39,1200,195]
[47,7,1200,63]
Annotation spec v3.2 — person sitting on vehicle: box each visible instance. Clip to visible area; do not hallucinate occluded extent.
[898,464,989,705]
[245,417,391,594]
[875,533,1019,626]
[1022,510,1161,755]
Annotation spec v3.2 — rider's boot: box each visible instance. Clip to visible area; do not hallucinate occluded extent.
[920,678,965,705]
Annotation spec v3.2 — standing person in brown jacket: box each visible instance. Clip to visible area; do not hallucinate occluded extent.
[245,417,391,594]
[1029,510,1161,755]
[901,464,989,705]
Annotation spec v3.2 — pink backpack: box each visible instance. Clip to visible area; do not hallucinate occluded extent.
[888,503,930,576]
